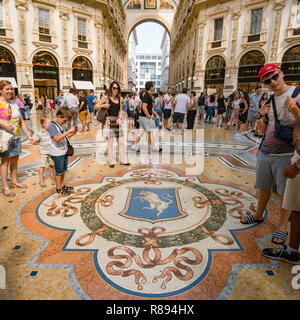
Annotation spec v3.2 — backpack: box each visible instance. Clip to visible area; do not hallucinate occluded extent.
[198,95,205,106]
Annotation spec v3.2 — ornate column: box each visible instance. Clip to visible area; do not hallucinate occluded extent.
[15,0,33,95]
[59,10,71,92]
[269,0,286,63]
[95,20,104,93]
[193,21,206,94]
[223,8,241,96]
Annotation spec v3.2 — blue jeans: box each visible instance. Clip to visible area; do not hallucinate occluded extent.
[205,106,214,121]
[50,154,68,175]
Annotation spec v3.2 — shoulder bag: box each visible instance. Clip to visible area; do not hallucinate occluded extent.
[271,87,300,144]
[52,121,74,156]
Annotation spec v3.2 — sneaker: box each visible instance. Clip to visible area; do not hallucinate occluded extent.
[262,245,300,264]
[39,181,46,187]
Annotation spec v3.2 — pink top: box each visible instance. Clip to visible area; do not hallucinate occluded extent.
[15,98,25,109]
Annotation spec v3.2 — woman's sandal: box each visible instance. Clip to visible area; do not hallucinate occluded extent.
[271,230,288,245]
[2,188,16,197]
[11,183,28,189]
[240,214,264,224]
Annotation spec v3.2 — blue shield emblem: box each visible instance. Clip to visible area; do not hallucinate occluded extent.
[119,187,187,223]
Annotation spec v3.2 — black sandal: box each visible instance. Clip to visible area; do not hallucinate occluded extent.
[56,187,71,195]
[62,185,74,192]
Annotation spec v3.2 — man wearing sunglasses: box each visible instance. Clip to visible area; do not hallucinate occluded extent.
[240,63,300,248]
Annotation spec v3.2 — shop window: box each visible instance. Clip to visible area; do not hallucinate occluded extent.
[238,50,265,83]
[38,8,51,43]
[248,8,263,42]
[281,45,300,82]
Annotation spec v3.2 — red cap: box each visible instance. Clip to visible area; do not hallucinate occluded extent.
[258,64,280,81]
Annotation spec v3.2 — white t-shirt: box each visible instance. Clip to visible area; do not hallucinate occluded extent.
[174,94,190,114]
[261,86,299,155]
[233,99,241,109]
[164,94,172,110]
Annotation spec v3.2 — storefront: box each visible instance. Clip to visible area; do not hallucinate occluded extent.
[204,55,226,95]
[0,46,18,93]
[72,56,94,92]
[281,45,300,87]
[237,50,265,93]
[33,51,59,100]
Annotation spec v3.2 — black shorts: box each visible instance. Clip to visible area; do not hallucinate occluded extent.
[163,108,172,119]
[238,111,248,124]
[172,112,185,124]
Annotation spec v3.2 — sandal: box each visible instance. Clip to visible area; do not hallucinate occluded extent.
[62,185,74,192]
[2,188,16,197]
[56,187,71,195]
[240,214,264,224]
[11,183,27,188]
[272,230,288,245]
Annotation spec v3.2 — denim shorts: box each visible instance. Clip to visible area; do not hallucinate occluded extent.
[255,150,292,196]
[163,108,172,119]
[88,105,94,113]
[50,154,68,175]
[0,137,21,158]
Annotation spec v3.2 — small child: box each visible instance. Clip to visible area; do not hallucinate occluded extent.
[48,108,77,195]
[32,118,55,187]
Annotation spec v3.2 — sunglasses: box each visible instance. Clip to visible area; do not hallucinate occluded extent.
[112,86,119,90]
[262,72,280,85]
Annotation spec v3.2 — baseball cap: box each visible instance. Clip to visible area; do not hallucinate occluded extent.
[258,64,280,81]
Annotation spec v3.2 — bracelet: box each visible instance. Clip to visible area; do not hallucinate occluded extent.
[288,103,298,110]
[293,137,300,146]
[255,112,263,119]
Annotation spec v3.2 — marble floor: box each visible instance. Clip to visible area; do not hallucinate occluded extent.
[0,111,299,300]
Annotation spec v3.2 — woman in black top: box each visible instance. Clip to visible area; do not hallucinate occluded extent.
[238,90,249,135]
[78,90,89,132]
[216,95,227,127]
[95,81,130,168]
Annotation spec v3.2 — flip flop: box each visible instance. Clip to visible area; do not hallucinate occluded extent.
[272,230,288,245]
[240,214,264,224]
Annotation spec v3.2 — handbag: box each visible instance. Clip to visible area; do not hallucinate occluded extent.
[0,129,14,153]
[97,108,108,124]
[52,121,74,156]
[271,91,298,144]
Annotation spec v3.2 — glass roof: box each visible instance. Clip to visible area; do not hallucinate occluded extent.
[123,0,178,7]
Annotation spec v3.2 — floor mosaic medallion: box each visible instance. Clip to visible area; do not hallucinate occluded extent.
[17,166,274,300]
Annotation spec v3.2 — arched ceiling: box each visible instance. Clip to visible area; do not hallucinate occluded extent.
[123,0,178,9]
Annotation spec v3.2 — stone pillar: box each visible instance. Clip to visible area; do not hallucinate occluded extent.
[193,21,206,95]
[59,11,72,92]
[223,8,241,96]
[269,1,286,63]
[15,1,33,96]
[95,22,104,95]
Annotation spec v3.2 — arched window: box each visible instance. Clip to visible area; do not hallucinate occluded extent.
[238,50,265,83]
[205,55,226,84]
[0,46,16,78]
[281,45,300,82]
[0,46,15,64]
[32,51,58,67]
[72,56,92,70]
[72,56,93,81]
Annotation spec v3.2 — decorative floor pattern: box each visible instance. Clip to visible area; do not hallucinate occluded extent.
[0,116,299,300]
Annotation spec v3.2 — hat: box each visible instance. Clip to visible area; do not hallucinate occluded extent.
[258,64,280,81]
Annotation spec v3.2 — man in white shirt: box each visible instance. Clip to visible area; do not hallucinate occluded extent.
[172,88,191,135]
[61,88,80,130]
[163,87,173,130]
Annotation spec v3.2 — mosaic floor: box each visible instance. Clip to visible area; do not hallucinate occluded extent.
[0,112,299,300]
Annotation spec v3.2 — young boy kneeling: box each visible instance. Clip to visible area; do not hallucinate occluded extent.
[48,108,77,195]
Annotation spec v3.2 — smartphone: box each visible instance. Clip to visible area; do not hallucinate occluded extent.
[75,125,78,131]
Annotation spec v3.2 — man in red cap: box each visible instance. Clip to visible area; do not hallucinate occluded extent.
[240,63,300,249]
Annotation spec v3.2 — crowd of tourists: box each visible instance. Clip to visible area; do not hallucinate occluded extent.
[0,62,299,264]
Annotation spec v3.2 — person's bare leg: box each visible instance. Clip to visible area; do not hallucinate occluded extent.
[10,155,26,187]
[0,157,12,192]
[272,198,291,244]
[107,138,114,165]
[289,211,300,250]
[240,188,271,223]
